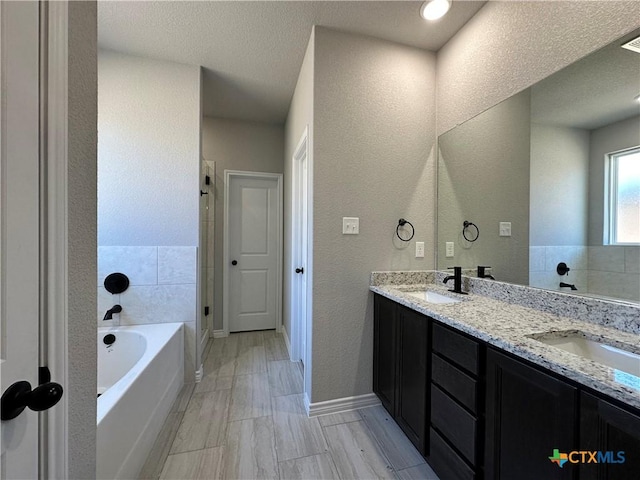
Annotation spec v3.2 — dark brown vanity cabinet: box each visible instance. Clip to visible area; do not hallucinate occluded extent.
[373,294,429,454]
[428,323,482,480]
[485,348,578,480]
[580,392,640,480]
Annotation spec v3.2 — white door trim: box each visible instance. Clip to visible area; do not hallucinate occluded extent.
[291,127,308,364]
[46,2,69,477]
[223,170,283,336]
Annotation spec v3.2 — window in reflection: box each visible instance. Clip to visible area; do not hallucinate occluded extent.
[608,147,640,244]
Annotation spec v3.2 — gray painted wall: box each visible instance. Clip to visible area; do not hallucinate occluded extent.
[588,115,640,246]
[98,50,201,247]
[436,1,640,136]
[311,27,436,403]
[201,117,284,332]
[530,124,590,246]
[68,2,97,477]
[284,29,314,384]
[437,90,530,285]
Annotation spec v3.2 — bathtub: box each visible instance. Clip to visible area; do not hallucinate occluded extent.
[97,323,184,480]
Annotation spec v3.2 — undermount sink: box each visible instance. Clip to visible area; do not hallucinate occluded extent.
[530,332,640,377]
[405,290,461,305]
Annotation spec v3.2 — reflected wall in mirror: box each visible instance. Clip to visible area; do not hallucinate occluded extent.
[437,28,640,303]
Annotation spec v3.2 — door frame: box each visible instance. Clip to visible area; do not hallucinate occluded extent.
[46,2,73,477]
[291,128,309,366]
[223,170,283,336]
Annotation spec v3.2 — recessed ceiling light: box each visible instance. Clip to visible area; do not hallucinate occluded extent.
[420,0,452,21]
[635,94,640,103]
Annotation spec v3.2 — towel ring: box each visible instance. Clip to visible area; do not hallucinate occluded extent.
[396,218,415,242]
[462,221,479,242]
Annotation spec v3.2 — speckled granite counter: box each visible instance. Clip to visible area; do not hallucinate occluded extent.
[370,271,640,409]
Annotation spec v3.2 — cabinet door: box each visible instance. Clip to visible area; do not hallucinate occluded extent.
[580,392,640,480]
[373,295,398,415]
[396,306,429,454]
[485,349,577,480]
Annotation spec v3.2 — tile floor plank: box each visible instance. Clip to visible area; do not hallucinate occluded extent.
[318,410,362,427]
[396,463,440,480]
[138,411,184,480]
[228,373,271,421]
[225,416,278,480]
[272,394,328,461]
[195,374,233,394]
[265,335,289,361]
[235,345,267,375]
[160,446,225,480]
[278,453,340,480]
[268,360,303,397]
[170,390,230,454]
[323,421,396,479]
[203,353,237,378]
[171,383,195,413]
[360,405,425,470]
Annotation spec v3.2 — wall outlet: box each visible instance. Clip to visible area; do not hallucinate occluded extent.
[342,217,359,235]
[499,222,512,237]
[445,242,454,258]
[415,242,425,258]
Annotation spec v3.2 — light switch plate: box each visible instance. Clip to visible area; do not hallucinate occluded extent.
[445,242,454,258]
[499,222,512,237]
[342,217,359,235]
[415,242,425,258]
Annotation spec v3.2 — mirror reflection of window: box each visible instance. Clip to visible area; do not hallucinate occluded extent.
[607,147,640,245]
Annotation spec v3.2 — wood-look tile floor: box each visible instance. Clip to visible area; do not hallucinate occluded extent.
[139,331,440,480]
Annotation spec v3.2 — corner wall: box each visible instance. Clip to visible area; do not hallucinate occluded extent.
[67,2,98,477]
[284,28,315,383]
[311,27,436,403]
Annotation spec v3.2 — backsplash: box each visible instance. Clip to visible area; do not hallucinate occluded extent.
[98,245,197,379]
[371,270,640,335]
[530,245,639,302]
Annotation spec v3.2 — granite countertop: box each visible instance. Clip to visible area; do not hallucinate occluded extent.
[370,281,640,409]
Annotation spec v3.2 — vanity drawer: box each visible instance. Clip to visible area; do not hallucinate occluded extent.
[432,354,478,414]
[432,323,479,375]
[431,384,477,464]
[428,428,475,480]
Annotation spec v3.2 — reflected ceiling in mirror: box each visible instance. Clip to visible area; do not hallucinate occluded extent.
[437,28,640,304]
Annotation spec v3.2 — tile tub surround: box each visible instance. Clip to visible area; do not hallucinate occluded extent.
[370,271,640,409]
[98,246,198,381]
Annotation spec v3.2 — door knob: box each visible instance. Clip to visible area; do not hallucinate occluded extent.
[231,260,238,266]
[295,267,304,274]
[1,380,63,421]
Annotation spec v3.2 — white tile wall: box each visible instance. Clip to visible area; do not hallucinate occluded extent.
[588,246,626,273]
[530,245,640,302]
[97,245,199,380]
[158,246,197,285]
[98,246,158,286]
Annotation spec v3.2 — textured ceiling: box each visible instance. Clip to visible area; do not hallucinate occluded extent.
[98,1,486,124]
[531,29,640,130]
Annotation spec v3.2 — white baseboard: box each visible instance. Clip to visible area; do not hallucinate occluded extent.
[306,393,381,417]
[195,364,203,383]
[282,327,292,358]
[213,329,228,338]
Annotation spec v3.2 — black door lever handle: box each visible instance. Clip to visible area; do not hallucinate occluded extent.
[295,267,304,274]
[2,380,64,421]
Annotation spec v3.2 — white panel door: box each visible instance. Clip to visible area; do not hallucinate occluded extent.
[0,2,41,478]
[228,175,280,332]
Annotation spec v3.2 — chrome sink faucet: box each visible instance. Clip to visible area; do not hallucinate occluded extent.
[443,267,467,295]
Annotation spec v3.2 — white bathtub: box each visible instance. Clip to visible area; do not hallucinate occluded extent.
[97,323,184,480]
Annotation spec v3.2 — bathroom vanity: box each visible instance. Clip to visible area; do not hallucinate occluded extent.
[371,271,640,480]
